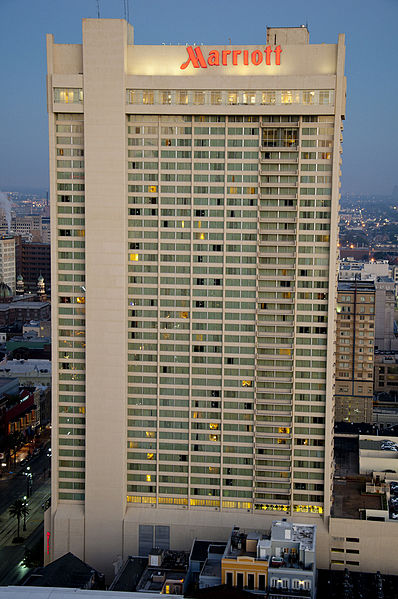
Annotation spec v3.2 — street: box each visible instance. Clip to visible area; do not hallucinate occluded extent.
[0,446,51,586]
[0,444,51,514]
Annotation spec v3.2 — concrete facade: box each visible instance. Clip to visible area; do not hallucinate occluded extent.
[0,236,16,294]
[46,20,346,577]
[335,280,375,423]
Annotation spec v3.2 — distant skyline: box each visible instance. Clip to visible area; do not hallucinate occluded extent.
[0,0,397,194]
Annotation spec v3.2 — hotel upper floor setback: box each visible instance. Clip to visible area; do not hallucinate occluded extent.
[46,20,346,117]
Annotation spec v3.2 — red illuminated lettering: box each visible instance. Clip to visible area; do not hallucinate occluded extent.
[232,50,241,65]
[274,45,282,66]
[46,531,51,555]
[208,50,220,66]
[180,46,282,69]
[180,46,208,70]
[222,50,231,65]
[251,50,263,65]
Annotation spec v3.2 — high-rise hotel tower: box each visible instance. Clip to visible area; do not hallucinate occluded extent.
[46,20,346,574]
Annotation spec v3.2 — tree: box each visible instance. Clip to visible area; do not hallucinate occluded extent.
[9,498,25,541]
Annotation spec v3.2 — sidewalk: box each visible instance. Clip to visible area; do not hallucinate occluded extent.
[0,478,51,548]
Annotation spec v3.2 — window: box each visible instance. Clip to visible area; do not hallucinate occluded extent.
[247,574,254,590]
[177,91,188,105]
[161,91,172,104]
[194,92,205,105]
[262,91,275,105]
[243,92,256,105]
[303,91,315,104]
[54,88,83,104]
[143,91,154,105]
[211,91,222,105]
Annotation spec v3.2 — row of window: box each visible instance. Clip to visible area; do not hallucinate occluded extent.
[126,89,334,106]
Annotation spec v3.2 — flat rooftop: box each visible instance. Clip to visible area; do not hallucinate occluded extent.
[337,280,375,292]
[201,559,221,579]
[268,521,314,554]
[333,437,385,519]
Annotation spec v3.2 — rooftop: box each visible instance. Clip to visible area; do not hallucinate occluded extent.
[271,521,315,551]
[22,552,103,589]
[0,302,50,311]
[108,557,147,592]
[0,359,51,375]
[135,550,188,594]
[333,437,386,519]
[200,558,221,579]
[337,280,375,292]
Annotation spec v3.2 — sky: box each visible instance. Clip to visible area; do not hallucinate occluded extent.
[0,0,397,196]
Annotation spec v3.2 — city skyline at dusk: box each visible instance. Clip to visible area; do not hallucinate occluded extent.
[0,0,397,195]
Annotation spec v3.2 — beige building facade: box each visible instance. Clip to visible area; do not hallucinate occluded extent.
[335,280,375,423]
[46,20,346,576]
[0,235,16,294]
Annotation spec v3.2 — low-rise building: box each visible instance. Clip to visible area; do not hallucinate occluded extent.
[359,435,398,477]
[0,359,51,386]
[199,544,226,590]
[374,351,398,395]
[221,522,316,598]
[0,302,50,327]
[23,320,51,338]
[123,548,189,595]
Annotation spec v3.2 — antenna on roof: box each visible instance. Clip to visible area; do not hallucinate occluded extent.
[96,0,100,18]
[122,0,127,20]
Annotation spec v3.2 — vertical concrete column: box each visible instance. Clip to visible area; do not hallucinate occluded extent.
[83,18,130,576]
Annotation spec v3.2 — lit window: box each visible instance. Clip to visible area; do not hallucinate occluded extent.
[142,90,154,105]
[161,91,172,105]
[147,453,154,460]
[303,91,315,104]
[278,427,290,434]
[146,474,151,482]
[130,253,139,261]
[279,349,292,355]
[242,380,252,387]
[76,297,85,304]
[228,92,239,105]
[243,91,256,105]
[148,185,157,193]
[209,423,219,430]
[262,91,276,105]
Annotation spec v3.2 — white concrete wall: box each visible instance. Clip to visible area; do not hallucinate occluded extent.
[82,18,130,576]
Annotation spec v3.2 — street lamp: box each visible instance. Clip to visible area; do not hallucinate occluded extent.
[46,447,51,478]
[24,467,33,498]
[22,496,28,531]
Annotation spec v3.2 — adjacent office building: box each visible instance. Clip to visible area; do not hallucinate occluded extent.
[46,19,346,575]
[335,280,375,423]
[0,235,16,294]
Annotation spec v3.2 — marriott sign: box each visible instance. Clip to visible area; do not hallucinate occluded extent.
[180,45,282,70]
